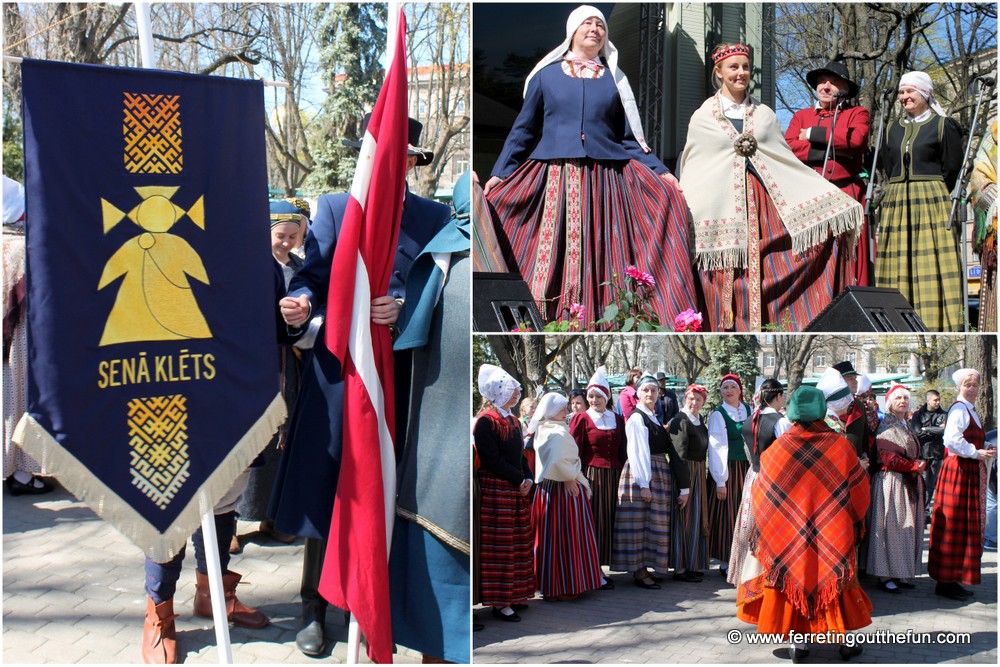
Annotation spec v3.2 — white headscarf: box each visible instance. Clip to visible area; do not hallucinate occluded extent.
[952,368,981,387]
[899,71,947,117]
[586,365,611,400]
[527,392,569,435]
[477,364,521,409]
[522,4,650,153]
[817,367,853,413]
[857,373,872,395]
[3,175,25,226]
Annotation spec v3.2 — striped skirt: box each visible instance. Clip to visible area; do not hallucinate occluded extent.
[867,470,924,579]
[699,171,852,331]
[532,479,604,597]
[875,179,963,332]
[585,465,623,566]
[478,471,535,607]
[671,459,709,572]
[928,455,986,585]
[487,158,697,327]
[708,459,750,563]
[611,455,674,573]
[726,466,758,586]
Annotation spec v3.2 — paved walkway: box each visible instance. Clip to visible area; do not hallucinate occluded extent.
[2,483,421,664]
[474,536,997,664]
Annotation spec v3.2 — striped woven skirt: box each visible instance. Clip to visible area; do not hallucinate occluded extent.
[726,466,758,586]
[875,179,963,331]
[708,459,750,563]
[699,171,852,331]
[478,471,536,606]
[532,479,604,597]
[486,158,697,328]
[671,459,709,572]
[928,455,986,585]
[611,455,674,573]
[585,465,623,566]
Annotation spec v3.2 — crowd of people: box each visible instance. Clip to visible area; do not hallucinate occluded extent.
[473,360,997,660]
[480,4,994,332]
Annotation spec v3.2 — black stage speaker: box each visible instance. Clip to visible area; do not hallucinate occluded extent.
[804,286,927,332]
[473,272,545,333]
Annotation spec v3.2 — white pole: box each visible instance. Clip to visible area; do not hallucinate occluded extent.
[132,2,232,663]
[346,3,401,664]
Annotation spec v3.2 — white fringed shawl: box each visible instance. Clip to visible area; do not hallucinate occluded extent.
[680,93,863,271]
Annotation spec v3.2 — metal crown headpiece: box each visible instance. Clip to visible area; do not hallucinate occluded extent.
[712,43,751,65]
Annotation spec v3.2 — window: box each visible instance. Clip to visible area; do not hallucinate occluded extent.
[764,354,775,368]
[418,99,428,116]
[763,334,774,344]
[814,353,827,368]
[456,98,466,114]
[847,351,856,367]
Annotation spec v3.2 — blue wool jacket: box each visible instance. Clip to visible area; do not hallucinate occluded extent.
[491,61,668,179]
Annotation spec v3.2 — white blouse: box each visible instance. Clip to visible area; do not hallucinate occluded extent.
[943,398,983,458]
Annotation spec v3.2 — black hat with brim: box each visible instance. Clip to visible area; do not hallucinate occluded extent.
[806,60,860,99]
[341,113,434,166]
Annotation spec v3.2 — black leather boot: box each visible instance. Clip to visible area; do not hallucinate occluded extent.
[296,537,328,656]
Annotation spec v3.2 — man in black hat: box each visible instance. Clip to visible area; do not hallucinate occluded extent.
[785,61,872,286]
[271,114,451,657]
[830,360,874,468]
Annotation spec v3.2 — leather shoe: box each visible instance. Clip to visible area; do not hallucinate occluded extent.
[5,475,54,496]
[672,571,701,583]
[296,620,326,657]
[839,645,863,660]
[955,583,974,597]
[892,579,915,589]
[194,570,269,628]
[260,520,297,544]
[633,577,661,590]
[491,606,520,622]
[600,578,615,590]
[789,647,809,663]
[935,582,970,601]
[511,603,529,611]
[647,572,664,583]
[142,597,178,664]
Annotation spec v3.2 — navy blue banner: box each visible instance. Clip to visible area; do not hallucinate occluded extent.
[16,59,283,559]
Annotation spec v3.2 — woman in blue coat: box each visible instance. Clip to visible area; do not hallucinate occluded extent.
[483,5,696,329]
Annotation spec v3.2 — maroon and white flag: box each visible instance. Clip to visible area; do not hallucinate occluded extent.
[317,10,408,663]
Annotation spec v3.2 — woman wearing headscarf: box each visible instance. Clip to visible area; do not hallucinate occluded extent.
[680,44,862,331]
[738,387,871,663]
[877,71,964,331]
[929,369,997,600]
[707,374,751,579]
[667,384,711,582]
[569,367,626,570]
[530,392,606,600]
[483,5,696,328]
[728,378,790,587]
[867,383,925,594]
[612,373,690,589]
[473,364,535,622]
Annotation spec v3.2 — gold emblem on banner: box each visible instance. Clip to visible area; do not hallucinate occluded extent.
[128,395,190,510]
[123,93,182,174]
[98,187,211,346]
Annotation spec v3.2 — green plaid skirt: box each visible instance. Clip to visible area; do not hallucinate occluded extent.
[876,179,963,331]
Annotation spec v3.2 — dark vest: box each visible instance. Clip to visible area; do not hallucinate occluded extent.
[742,410,781,472]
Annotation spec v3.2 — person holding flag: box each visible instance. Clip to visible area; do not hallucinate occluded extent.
[269,16,450,659]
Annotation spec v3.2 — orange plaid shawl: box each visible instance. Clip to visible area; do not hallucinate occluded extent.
[749,421,870,619]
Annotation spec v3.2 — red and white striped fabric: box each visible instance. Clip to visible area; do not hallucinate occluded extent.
[317,11,408,664]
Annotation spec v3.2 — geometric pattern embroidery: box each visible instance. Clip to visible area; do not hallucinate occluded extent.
[123,93,183,174]
[128,395,190,509]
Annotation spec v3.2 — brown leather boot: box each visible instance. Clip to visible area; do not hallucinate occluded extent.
[194,570,269,628]
[141,597,178,664]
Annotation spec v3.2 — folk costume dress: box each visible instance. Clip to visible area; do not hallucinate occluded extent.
[707,401,751,565]
[680,94,862,331]
[877,110,964,331]
[738,420,872,635]
[532,417,604,597]
[928,398,988,586]
[486,10,696,328]
[570,407,626,566]
[612,404,690,574]
[668,409,710,573]
[785,103,872,286]
[728,407,790,586]
[867,412,925,580]
[970,120,997,332]
[474,408,536,607]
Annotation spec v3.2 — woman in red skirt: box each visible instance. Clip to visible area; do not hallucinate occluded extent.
[929,368,997,600]
[474,364,535,622]
[482,5,696,328]
[680,44,863,331]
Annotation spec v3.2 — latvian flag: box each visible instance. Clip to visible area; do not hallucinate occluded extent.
[316,9,408,664]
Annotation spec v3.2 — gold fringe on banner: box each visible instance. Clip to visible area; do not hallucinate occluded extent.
[13,392,286,563]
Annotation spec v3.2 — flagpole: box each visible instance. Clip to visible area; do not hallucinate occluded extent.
[133,2,233,663]
[344,2,400,664]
